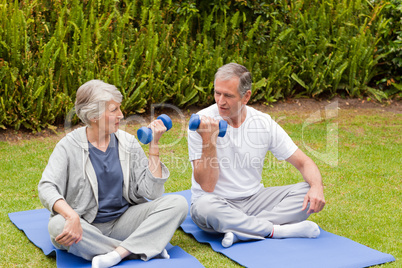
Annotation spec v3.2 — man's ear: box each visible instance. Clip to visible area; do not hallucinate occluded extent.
[242,90,252,105]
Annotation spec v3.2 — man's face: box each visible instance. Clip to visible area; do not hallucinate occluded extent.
[214,77,250,121]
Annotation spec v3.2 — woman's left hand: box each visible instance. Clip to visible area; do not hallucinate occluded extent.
[148,119,167,145]
[147,119,166,177]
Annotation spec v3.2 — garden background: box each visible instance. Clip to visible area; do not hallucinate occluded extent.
[0,0,401,267]
[0,0,401,131]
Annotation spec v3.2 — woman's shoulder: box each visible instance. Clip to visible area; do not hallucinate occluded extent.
[115,129,134,141]
[53,127,87,151]
[115,129,142,151]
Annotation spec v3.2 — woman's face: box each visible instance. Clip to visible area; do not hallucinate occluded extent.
[97,100,123,135]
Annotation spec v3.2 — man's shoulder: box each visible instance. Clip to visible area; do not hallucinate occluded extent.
[197,104,219,117]
[246,106,273,125]
[247,105,270,117]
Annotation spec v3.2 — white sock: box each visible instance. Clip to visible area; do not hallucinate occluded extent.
[222,232,240,248]
[271,220,320,239]
[92,250,122,268]
[155,248,170,259]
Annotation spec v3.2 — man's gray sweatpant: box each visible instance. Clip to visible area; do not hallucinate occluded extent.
[190,182,310,241]
[48,195,188,261]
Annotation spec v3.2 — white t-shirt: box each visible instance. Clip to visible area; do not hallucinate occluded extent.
[188,104,298,202]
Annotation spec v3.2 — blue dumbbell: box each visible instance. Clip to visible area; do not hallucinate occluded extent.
[188,114,227,137]
[137,114,172,144]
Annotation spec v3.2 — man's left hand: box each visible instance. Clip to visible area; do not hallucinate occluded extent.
[302,186,325,214]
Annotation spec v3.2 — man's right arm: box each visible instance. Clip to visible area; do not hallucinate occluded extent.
[192,116,220,192]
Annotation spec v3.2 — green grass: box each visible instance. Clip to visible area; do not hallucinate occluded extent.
[1,106,400,267]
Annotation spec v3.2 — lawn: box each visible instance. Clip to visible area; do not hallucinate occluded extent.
[0,100,400,267]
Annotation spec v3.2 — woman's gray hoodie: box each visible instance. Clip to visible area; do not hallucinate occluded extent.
[38,126,169,223]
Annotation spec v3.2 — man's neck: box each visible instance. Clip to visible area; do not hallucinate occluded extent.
[228,105,247,128]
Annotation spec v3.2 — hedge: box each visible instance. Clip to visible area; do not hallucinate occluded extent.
[0,0,401,131]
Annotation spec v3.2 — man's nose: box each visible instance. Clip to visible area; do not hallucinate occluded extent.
[217,95,225,105]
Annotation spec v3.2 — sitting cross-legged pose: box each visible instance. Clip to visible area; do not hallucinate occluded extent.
[38,80,188,268]
[188,63,325,248]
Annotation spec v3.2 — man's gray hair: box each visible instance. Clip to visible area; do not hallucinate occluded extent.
[214,63,252,96]
[75,79,123,126]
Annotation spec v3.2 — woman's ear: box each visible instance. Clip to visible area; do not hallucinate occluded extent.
[89,118,98,126]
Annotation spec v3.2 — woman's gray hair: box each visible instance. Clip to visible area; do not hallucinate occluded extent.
[75,79,123,126]
[214,63,252,96]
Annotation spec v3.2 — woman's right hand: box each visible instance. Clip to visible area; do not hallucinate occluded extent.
[53,199,83,247]
[55,213,83,247]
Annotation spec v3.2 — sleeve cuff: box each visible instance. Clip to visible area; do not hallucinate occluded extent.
[146,162,170,183]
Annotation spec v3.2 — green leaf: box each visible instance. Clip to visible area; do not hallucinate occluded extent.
[291,73,309,90]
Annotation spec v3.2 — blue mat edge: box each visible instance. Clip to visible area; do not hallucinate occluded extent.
[8,208,56,256]
[9,190,397,268]
[171,190,396,268]
[8,207,205,268]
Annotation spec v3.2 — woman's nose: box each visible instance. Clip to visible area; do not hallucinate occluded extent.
[118,110,124,119]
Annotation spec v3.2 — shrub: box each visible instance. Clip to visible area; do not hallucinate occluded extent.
[0,0,399,131]
[376,0,402,96]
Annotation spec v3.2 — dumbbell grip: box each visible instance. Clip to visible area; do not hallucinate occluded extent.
[189,114,227,137]
[189,114,201,131]
[137,114,172,144]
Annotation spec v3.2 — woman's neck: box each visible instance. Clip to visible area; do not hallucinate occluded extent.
[86,126,111,152]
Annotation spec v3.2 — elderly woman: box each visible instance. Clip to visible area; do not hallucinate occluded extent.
[38,80,188,268]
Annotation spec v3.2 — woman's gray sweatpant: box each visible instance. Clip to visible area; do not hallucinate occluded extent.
[48,195,188,261]
[190,182,311,242]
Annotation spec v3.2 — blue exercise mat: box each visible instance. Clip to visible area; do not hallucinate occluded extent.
[8,208,204,268]
[173,190,396,268]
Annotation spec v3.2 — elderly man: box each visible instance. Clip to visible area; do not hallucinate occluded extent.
[188,63,325,247]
